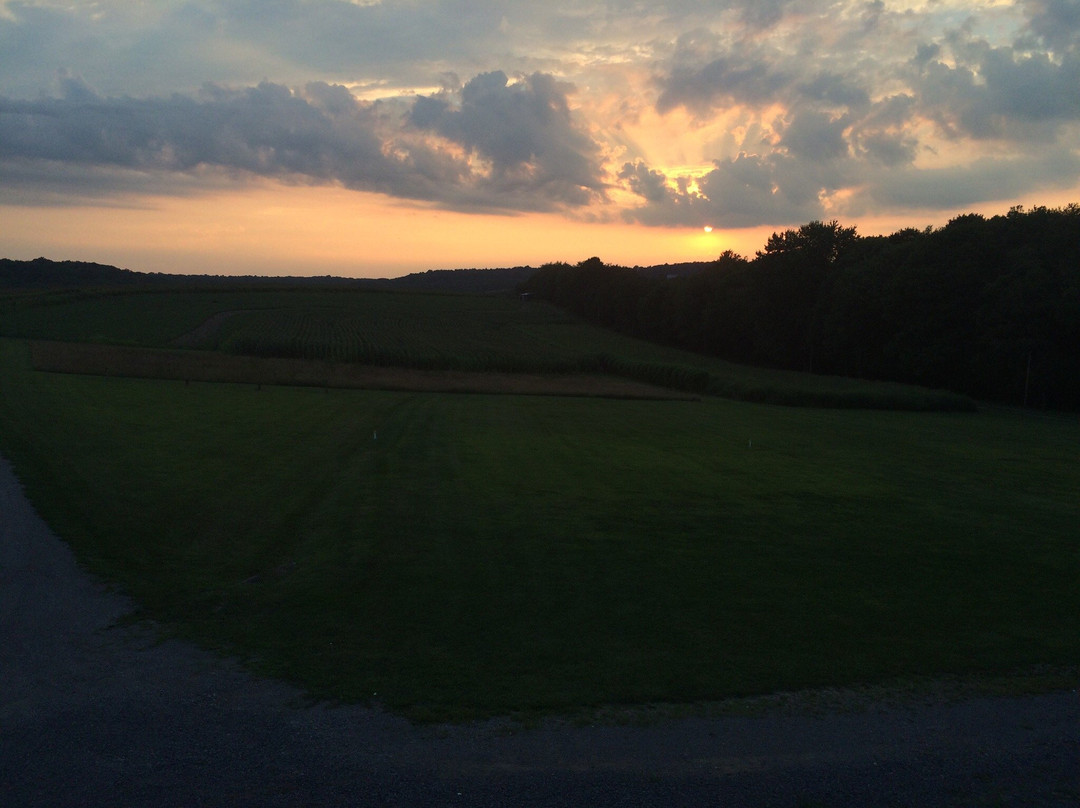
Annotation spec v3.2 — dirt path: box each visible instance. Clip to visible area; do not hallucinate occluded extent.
[169,309,248,348]
[1,454,1076,807]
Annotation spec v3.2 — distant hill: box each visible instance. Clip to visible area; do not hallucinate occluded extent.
[0,258,153,290]
[1,258,714,295]
[0,257,393,291]
[376,266,538,293]
[0,257,543,294]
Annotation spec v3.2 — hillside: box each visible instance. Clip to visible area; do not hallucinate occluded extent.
[2,285,973,410]
[8,203,1078,408]
[522,205,1080,409]
[0,257,542,294]
[0,257,712,296]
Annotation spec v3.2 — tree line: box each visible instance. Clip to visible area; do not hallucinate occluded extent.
[520,205,1080,409]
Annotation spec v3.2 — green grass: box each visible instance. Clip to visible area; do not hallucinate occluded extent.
[1,288,237,344]
[1,338,1076,720]
[2,287,974,409]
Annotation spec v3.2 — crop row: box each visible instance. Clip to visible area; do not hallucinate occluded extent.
[8,288,977,411]
[207,307,593,372]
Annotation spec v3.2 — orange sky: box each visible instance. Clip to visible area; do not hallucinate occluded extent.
[5,183,1076,279]
[0,185,772,277]
[2,1,1079,278]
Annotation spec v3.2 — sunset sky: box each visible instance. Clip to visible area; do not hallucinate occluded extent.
[2,0,1079,278]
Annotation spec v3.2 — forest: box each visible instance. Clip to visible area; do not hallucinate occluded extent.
[521,205,1080,410]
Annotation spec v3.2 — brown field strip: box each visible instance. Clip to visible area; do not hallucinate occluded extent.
[28,340,697,400]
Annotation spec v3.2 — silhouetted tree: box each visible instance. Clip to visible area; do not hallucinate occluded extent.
[520,206,1080,408]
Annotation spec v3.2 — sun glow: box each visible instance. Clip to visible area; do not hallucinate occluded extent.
[0,183,769,277]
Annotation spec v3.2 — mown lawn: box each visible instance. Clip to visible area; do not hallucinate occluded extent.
[0,338,1076,719]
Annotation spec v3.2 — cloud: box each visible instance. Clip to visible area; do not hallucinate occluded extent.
[0,0,527,98]
[1022,0,1080,52]
[651,10,884,119]
[408,71,604,206]
[656,39,793,114]
[853,130,918,168]
[1,78,384,176]
[0,0,705,98]
[621,141,1080,228]
[617,160,672,205]
[848,94,918,167]
[3,1,1080,233]
[0,73,605,212]
[629,2,1080,227]
[779,109,850,161]
[0,2,284,98]
[912,39,1080,140]
[219,0,513,77]
[857,149,1080,211]
[796,72,870,110]
[619,152,836,228]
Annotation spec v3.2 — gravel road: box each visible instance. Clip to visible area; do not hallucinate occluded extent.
[1,454,1076,807]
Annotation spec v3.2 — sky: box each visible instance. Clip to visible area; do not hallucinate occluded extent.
[2,1,1079,278]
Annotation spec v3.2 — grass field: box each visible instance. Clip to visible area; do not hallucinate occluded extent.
[0,333,1076,720]
[27,340,696,400]
[3,287,974,409]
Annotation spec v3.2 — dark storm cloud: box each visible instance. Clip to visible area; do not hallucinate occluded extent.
[0,73,605,211]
